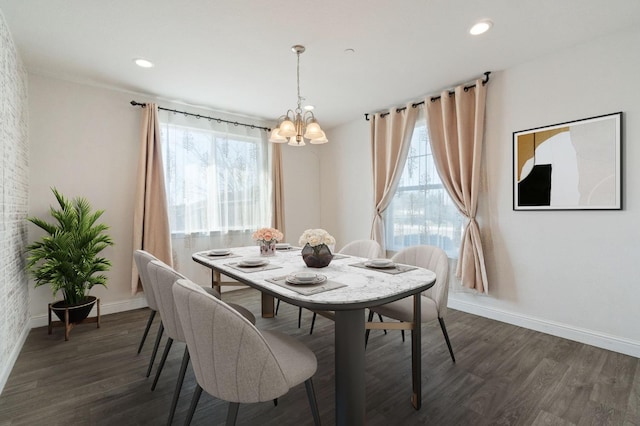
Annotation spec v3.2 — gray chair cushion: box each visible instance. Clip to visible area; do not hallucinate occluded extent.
[262,330,317,388]
[173,279,317,403]
[202,287,256,325]
[133,250,160,311]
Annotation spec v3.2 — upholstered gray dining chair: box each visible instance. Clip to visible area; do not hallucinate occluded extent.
[308,239,383,334]
[173,278,321,426]
[133,250,164,378]
[146,260,256,425]
[366,245,455,362]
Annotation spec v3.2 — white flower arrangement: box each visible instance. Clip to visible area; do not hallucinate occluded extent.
[298,228,335,248]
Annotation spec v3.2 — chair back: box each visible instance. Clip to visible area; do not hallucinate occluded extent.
[147,260,187,342]
[391,245,449,316]
[339,239,383,259]
[172,278,290,403]
[133,250,160,311]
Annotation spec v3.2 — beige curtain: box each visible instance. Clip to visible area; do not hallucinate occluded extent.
[425,81,488,293]
[271,143,285,236]
[370,104,418,252]
[131,103,173,295]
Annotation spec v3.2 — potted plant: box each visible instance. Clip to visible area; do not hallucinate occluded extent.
[26,188,114,324]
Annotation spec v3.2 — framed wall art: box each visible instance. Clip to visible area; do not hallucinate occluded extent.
[513,112,622,210]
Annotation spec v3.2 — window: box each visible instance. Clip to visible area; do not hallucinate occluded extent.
[384,119,464,257]
[160,119,272,238]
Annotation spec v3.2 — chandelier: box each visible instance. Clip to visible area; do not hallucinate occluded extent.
[269,45,328,146]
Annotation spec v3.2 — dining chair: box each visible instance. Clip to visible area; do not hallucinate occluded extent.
[146,260,256,425]
[365,245,455,362]
[172,278,321,426]
[133,250,165,378]
[308,239,384,334]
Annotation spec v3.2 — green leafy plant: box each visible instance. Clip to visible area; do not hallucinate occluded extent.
[26,188,114,305]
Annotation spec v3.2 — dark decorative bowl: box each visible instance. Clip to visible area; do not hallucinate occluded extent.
[301,243,333,268]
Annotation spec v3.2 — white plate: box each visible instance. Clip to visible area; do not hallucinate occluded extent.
[238,258,269,267]
[292,272,317,282]
[275,243,291,250]
[286,274,327,285]
[365,259,396,269]
[207,249,230,256]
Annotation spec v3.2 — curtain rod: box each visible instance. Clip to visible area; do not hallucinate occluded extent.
[130,101,271,132]
[363,71,491,121]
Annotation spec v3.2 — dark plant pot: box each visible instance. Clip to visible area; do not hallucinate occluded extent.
[302,243,333,268]
[51,296,97,323]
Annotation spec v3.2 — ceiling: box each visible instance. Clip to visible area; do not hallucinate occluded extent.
[1,1,639,129]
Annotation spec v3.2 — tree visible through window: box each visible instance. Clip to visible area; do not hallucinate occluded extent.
[160,122,271,237]
[384,119,463,257]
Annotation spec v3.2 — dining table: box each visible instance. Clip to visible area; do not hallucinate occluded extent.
[192,245,436,426]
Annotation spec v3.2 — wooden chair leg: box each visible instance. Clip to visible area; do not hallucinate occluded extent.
[305,378,321,426]
[378,313,387,335]
[167,346,190,425]
[146,322,164,378]
[226,402,240,426]
[184,384,203,426]
[364,310,374,348]
[310,313,317,335]
[438,317,456,363]
[96,298,101,328]
[137,310,156,354]
[48,303,53,335]
[64,308,70,341]
[151,337,173,391]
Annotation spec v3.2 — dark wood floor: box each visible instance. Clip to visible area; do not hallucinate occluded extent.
[1,289,638,426]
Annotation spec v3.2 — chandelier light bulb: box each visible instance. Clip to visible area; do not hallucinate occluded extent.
[269,128,288,143]
[278,119,297,137]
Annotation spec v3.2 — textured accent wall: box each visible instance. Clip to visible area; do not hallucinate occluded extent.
[0,10,30,390]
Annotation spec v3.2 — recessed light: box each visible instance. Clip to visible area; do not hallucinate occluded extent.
[344,48,355,54]
[134,58,154,68]
[304,105,315,111]
[469,20,493,36]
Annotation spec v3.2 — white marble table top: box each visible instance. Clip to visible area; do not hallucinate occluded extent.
[192,245,436,310]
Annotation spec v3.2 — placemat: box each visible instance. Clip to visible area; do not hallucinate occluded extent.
[201,252,242,259]
[349,262,418,275]
[226,262,283,273]
[266,275,347,295]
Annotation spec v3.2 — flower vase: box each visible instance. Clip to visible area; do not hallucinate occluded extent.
[301,243,333,268]
[260,240,276,256]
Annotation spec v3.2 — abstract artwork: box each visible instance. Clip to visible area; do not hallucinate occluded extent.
[513,112,622,210]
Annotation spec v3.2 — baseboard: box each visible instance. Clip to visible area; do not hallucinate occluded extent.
[29,297,149,329]
[448,298,640,358]
[0,322,31,395]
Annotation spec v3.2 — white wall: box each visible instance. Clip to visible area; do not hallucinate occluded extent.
[28,75,147,321]
[323,26,640,357]
[0,10,30,393]
[27,74,322,324]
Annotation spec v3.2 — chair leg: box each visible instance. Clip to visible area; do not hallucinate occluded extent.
[438,317,456,363]
[298,307,302,328]
[226,402,240,426]
[273,398,278,406]
[152,337,173,391]
[275,299,280,315]
[310,312,316,335]
[377,313,387,335]
[167,346,190,425]
[364,310,374,348]
[305,379,321,426]
[184,384,203,426]
[138,310,156,354]
[146,321,164,377]
[401,325,405,343]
